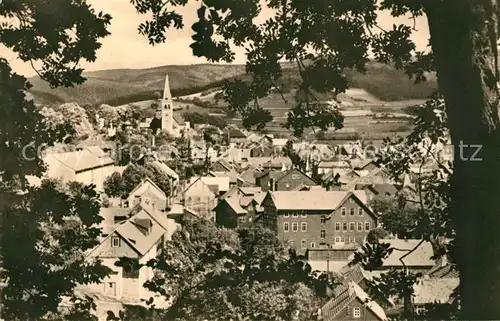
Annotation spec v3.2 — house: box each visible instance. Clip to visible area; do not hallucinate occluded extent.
[126,178,167,211]
[412,276,459,315]
[221,147,251,163]
[255,168,318,192]
[237,167,258,186]
[208,171,238,188]
[166,203,202,223]
[151,160,180,201]
[307,245,359,273]
[86,201,178,302]
[321,281,387,321]
[250,145,274,157]
[182,177,220,220]
[260,190,377,253]
[354,183,400,201]
[43,147,118,191]
[210,158,234,172]
[376,239,436,273]
[262,157,293,171]
[215,186,264,228]
[226,127,248,144]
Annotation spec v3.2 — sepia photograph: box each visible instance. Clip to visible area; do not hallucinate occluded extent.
[0,0,496,320]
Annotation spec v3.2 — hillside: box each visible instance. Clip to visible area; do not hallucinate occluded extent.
[28,64,246,106]
[28,62,437,106]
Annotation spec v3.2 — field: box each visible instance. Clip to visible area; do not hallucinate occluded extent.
[28,61,431,140]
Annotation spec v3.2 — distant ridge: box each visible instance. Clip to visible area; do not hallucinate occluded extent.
[28,62,437,106]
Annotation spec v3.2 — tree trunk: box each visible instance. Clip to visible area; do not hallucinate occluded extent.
[425,0,500,318]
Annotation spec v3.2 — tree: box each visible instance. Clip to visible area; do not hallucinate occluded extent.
[119,163,171,197]
[131,0,500,317]
[109,220,333,321]
[0,2,111,320]
[1,179,111,321]
[103,172,124,197]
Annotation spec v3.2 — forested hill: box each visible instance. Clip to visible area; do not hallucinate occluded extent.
[28,62,437,106]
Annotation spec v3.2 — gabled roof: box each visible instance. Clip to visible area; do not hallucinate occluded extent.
[211,158,233,171]
[152,160,179,180]
[88,202,179,259]
[239,186,262,195]
[275,168,317,184]
[44,149,114,172]
[183,177,218,197]
[267,190,371,212]
[224,197,248,215]
[267,191,349,211]
[127,177,166,199]
[379,239,435,268]
[227,127,247,138]
[322,281,387,321]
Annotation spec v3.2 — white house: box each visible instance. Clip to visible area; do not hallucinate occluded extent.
[43,147,119,191]
[86,201,179,302]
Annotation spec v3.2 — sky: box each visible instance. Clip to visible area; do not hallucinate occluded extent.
[1,0,430,77]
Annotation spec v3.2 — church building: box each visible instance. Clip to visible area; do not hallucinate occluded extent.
[150,73,190,138]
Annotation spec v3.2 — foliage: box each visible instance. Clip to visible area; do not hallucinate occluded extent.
[283,140,306,171]
[0,60,74,186]
[366,227,390,244]
[1,179,111,321]
[104,163,171,198]
[0,0,111,87]
[182,111,228,129]
[39,103,95,140]
[103,172,124,197]
[170,131,195,180]
[115,132,150,166]
[108,221,333,321]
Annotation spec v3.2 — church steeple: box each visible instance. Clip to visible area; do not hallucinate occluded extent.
[161,73,173,135]
[163,74,172,100]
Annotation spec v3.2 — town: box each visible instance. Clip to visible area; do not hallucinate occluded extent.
[22,73,456,321]
[4,0,494,320]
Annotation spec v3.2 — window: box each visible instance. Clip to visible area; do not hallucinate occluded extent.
[111,236,120,247]
[310,242,315,248]
[415,306,426,315]
[239,216,246,223]
[320,215,327,224]
[342,222,348,232]
[365,222,371,231]
[349,208,355,216]
[301,212,307,218]
[335,236,341,243]
[349,198,355,203]
[340,236,345,243]
[292,212,299,218]
[292,174,300,179]
[357,222,363,231]
[320,230,326,239]
[292,222,299,232]
[335,222,341,231]
[358,208,363,216]
[284,222,289,232]
[301,240,307,249]
[349,236,356,243]
[353,307,361,318]
[349,222,355,231]
[301,222,307,232]
[341,207,346,216]
[283,212,289,218]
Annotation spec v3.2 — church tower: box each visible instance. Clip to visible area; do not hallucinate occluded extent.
[161,73,173,134]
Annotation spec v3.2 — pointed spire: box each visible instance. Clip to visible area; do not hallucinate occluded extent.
[163,73,172,100]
